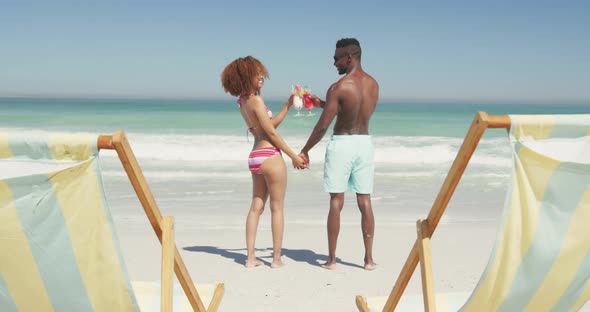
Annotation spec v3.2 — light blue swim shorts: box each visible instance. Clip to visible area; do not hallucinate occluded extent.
[323,135,374,194]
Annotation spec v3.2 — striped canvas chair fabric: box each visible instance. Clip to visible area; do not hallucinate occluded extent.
[459,115,590,311]
[357,114,590,312]
[0,132,141,311]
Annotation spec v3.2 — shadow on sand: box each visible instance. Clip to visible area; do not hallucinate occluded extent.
[182,246,363,269]
[182,246,270,266]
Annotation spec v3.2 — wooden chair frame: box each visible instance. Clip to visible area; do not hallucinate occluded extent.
[98,131,224,312]
[356,112,511,312]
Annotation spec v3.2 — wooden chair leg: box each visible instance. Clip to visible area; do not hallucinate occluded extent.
[112,131,207,311]
[417,219,436,312]
[355,295,370,312]
[207,283,225,312]
[161,216,175,312]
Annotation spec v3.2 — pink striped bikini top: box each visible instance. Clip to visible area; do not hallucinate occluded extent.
[237,95,273,119]
[237,95,273,135]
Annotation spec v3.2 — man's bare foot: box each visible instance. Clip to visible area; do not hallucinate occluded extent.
[245,259,263,268]
[320,262,337,270]
[270,259,285,268]
[364,262,377,271]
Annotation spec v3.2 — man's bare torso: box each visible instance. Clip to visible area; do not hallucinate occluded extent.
[331,70,379,135]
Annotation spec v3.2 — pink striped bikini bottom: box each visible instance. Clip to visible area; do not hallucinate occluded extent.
[248,147,281,175]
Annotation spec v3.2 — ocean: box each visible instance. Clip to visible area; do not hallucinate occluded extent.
[2,97,589,228]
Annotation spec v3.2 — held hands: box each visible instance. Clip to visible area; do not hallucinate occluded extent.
[295,152,309,170]
[291,154,308,170]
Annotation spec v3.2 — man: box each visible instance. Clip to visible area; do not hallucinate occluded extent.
[299,38,379,270]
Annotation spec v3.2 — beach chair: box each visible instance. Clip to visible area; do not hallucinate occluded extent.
[0,131,224,311]
[356,112,590,312]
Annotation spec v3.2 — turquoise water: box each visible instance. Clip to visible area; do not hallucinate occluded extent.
[2,97,589,224]
[3,97,589,137]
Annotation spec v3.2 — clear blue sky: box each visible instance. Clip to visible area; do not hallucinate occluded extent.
[1,1,589,102]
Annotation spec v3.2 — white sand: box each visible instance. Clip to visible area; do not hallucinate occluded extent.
[115,214,502,311]
[104,158,590,311]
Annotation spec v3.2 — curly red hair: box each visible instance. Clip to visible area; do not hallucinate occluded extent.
[221,56,270,97]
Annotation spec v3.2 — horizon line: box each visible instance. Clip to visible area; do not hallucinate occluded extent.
[1,95,589,105]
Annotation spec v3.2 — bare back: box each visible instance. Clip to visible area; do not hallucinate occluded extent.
[238,95,274,150]
[238,95,299,161]
[331,70,379,135]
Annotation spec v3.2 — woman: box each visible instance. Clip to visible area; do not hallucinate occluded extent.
[221,56,306,268]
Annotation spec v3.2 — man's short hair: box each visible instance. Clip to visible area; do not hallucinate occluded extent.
[336,38,361,59]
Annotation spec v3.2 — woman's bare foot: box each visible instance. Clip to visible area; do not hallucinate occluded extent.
[270,259,285,268]
[364,262,377,271]
[320,261,337,270]
[245,258,264,268]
